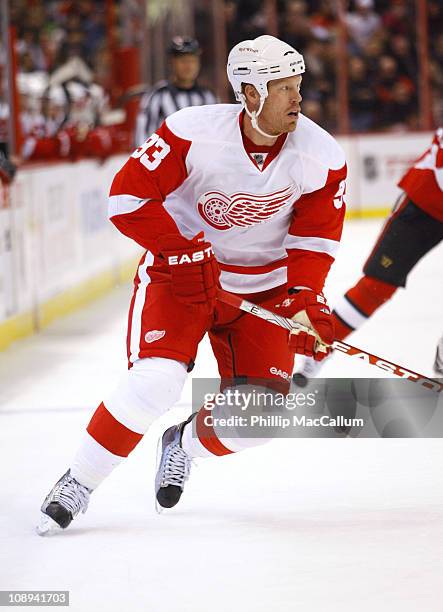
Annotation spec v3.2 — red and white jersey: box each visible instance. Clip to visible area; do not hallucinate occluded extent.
[21,113,70,161]
[398,127,443,222]
[109,104,347,294]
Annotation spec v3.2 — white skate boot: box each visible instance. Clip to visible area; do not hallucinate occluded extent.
[37,470,91,536]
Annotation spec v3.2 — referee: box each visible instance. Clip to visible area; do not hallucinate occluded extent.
[135,36,218,146]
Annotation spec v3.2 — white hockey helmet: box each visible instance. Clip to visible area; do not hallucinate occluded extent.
[227,35,305,137]
[46,85,68,107]
[227,35,305,101]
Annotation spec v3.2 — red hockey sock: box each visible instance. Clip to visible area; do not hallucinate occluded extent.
[347,276,397,316]
[195,407,234,456]
[86,402,143,457]
[332,276,398,342]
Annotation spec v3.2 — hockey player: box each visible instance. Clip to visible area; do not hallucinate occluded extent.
[298,127,443,381]
[38,35,347,534]
[21,85,72,161]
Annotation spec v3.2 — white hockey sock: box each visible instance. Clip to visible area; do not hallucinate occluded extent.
[71,432,125,490]
[181,420,213,458]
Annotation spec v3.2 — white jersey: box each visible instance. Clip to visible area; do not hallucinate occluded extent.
[109,104,347,294]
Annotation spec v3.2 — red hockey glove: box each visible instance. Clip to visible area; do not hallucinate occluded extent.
[276,290,335,361]
[157,232,220,310]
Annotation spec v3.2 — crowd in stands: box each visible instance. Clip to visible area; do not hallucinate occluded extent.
[218,0,443,132]
[6,0,129,163]
[11,0,109,86]
[2,0,442,164]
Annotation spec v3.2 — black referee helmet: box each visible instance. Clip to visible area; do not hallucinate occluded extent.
[168,36,201,56]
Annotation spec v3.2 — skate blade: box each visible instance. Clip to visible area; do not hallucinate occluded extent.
[36,512,62,536]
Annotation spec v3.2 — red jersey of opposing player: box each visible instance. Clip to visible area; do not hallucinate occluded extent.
[399,127,443,220]
[110,105,346,295]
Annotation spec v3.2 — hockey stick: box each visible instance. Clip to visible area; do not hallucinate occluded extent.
[216,288,443,393]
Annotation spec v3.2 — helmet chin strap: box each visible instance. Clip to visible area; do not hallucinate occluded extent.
[240,94,283,140]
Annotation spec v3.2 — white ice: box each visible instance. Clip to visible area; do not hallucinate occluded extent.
[1,219,443,612]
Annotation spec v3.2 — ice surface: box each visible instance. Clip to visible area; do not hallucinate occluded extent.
[1,219,442,612]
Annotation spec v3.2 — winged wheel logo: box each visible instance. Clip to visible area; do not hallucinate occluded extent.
[197,184,297,231]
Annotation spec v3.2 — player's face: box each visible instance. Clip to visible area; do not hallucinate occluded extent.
[261,75,303,134]
[171,54,200,85]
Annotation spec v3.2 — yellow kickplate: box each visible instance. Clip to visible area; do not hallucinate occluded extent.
[0,311,35,351]
[346,207,390,220]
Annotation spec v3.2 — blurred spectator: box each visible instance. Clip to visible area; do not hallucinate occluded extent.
[280,0,313,54]
[309,0,338,40]
[432,33,443,75]
[17,72,47,135]
[389,80,417,129]
[302,38,335,106]
[235,0,267,40]
[428,1,443,40]
[375,55,416,130]
[20,82,71,161]
[345,0,381,53]
[16,29,47,72]
[348,56,376,131]
[377,80,417,131]
[382,0,413,37]
[388,34,417,81]
[431,33,443,124]
[135,37,217,146]
[362,36,385,78]
[224,1,240,51]
[375,55,401,102]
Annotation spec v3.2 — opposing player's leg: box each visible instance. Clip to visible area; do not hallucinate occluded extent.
[298,197,443,379]
[334,198,443,336]
[38,267,211,534]
[434,335,443,375]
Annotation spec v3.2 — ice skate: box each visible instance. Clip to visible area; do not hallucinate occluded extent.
[37,470,91,536]
[155,415,195,512]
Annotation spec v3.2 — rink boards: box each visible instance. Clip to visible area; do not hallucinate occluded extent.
[0,155,141,350]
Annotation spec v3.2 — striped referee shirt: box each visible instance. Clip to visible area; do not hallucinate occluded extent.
[135,80,218,146]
